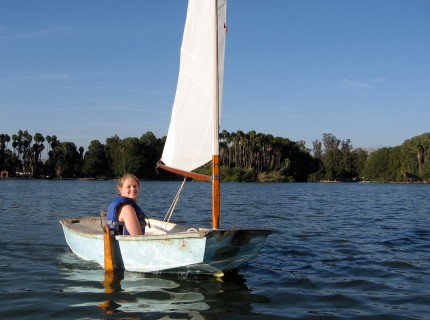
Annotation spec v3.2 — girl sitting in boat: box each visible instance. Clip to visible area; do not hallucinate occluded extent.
[106,173,146,235]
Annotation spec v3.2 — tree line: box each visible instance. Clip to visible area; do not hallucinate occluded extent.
[1,130,429,183]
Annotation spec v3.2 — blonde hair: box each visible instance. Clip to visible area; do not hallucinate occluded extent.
[117,173,140,194]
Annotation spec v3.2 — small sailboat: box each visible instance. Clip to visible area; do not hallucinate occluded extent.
[60,0,271,276]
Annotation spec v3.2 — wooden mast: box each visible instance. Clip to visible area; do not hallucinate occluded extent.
[212,0,220,229]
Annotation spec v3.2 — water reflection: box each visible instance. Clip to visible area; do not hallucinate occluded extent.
[59,252,267,319]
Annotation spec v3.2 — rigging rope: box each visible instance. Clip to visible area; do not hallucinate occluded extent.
[159,177,187,233]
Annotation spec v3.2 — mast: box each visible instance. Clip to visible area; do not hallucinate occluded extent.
[212,0,220,229]
[158,0,226,228]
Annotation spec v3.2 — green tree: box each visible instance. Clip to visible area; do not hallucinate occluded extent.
[29,132,45,177]
[121,137,145,176]
[11,130,33,176]
[47,141,80,178]
[321,133,342,180]
[350,148,368,180]
[400,139,420,181]
[401,133,430,180]
[105,135,122,177]
[139,131,164,179]
[363,147,401,182]
[216,130,316,182]
[44,135,61,178]
[105,135,144,177]
[83,140,108,178]
[0,134,13,173]
[312,139,323,159]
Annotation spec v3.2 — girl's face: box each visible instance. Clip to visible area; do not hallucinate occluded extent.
[119,177,140,200]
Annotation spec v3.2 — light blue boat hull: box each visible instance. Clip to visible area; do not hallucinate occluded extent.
[60,216,271,275]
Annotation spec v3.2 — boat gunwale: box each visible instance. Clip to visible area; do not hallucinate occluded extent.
[59,217,273,242]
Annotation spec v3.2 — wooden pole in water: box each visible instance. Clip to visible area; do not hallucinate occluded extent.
[103,225,114,270]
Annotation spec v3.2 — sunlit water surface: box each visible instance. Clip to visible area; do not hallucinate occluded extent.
[0,180,429,319]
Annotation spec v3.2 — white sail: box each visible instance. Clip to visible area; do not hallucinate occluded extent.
[161,0,227,173]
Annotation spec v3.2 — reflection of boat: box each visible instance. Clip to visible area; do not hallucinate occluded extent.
[60,0,271,276]
[64,268,210,315]
[59,252,260,317]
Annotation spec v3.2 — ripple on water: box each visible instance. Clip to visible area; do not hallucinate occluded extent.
[1,181,430,319]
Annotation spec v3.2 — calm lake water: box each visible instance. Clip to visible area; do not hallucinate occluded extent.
[0,179,429,319]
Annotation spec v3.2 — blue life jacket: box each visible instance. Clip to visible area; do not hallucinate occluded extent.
[106,196,146,235]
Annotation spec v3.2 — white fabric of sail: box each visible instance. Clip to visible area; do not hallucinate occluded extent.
[161,0,227,173]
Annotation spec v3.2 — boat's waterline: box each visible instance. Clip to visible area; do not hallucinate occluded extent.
[60,217,271,275]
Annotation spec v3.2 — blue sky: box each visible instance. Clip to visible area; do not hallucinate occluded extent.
[1,0,429,153]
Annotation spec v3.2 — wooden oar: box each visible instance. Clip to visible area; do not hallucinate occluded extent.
[103,225,115,270]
